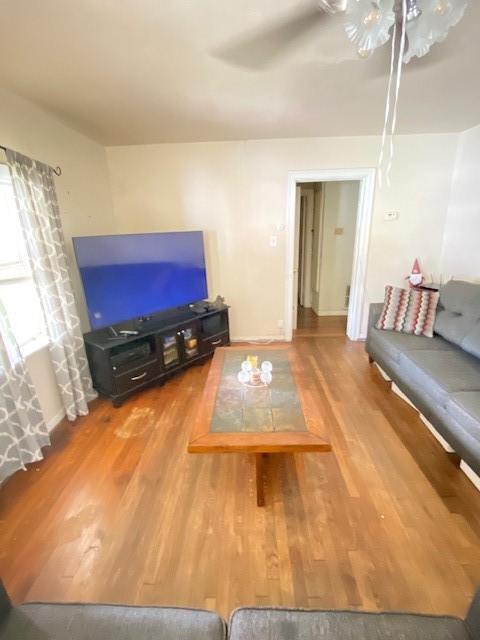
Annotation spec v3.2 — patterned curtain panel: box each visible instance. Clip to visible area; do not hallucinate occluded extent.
[0,301,50,484]
[5,149,97,420]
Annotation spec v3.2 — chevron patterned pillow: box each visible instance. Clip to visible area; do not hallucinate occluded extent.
[376,285,440,338]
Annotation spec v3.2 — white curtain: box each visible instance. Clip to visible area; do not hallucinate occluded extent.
[0,300,49,484]
[6,149,97,420]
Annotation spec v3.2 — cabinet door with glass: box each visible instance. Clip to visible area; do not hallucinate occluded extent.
[179,325,200,360]
[159,332,181,369]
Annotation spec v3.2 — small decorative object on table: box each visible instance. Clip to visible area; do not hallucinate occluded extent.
[237,356,273,387]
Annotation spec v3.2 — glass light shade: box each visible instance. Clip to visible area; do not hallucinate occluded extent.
[344,0,396,54]
[318,0,349,13]
[404,0,468,63]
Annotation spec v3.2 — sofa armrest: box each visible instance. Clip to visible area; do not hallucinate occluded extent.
[466,588,480,639]
[368,302,384,330]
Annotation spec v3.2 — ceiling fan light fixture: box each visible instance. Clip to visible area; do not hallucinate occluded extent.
[344,1,395,53]
[403,0,469,63]
[357,46,374,57]
[434,1,451,15]
[405,0,422,21]
[363,6,382,25]
[318,0,348,14]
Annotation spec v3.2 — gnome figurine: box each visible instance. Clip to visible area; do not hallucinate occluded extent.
[406,258,424,288]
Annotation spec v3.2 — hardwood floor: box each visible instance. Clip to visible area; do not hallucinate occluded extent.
[295,307,347,337]
[1,331,480,620]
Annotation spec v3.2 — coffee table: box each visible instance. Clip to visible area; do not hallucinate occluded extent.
[188,345,331,506]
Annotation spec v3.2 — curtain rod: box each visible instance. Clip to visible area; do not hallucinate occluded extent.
[0,145,62,176]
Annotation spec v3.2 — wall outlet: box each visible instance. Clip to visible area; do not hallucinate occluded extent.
[384,211,399,221]
[269,235,277,247]
[277,319,284,329]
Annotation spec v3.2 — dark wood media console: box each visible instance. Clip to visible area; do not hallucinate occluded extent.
[84,304,230,406]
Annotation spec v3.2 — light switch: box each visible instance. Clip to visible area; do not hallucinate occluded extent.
[269,235,277,247]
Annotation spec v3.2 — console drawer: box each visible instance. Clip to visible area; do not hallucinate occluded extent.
[113,359,159,395]
[202,331,230,353]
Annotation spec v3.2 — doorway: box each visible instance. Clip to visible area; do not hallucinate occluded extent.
[285,169,376,341]
[294,180,359,336]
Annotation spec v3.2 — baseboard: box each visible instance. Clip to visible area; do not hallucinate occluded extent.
[231,336,286,343]
[419,414,455,453]
[314,311,348,317]
[460,460,480,491]
[391,383,418,410]
[46,408,66,433]
[374,363,391,381]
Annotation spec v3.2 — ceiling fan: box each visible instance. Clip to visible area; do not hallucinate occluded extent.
[214,1,469,185]
[215,0,468,70]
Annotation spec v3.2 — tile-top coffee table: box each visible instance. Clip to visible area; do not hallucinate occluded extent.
[188,345,331,506]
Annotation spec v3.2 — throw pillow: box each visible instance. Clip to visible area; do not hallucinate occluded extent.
[376,285,439,337]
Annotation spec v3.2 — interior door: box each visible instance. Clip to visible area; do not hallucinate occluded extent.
[292,185,301,330]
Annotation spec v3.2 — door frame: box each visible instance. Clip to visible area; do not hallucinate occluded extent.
[292,186,302,330]
[299,187,314,309]
[284,168,376,341]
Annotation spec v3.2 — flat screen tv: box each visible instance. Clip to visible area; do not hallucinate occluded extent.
[73,231,208,330]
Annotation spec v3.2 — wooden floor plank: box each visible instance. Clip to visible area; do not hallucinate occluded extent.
[1,315,480,619]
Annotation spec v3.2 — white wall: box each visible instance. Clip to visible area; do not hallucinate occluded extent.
[0,89,115,426]
[312,181,359,316]
[107,133,458,339]
[440,124,480,281]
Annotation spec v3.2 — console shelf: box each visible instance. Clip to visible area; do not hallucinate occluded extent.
[83,304,230,406]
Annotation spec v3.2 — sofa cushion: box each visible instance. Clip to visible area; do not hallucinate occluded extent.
[376,285,439,337]
[367,327,455,364]
[228,608,468,640]
[446,392,480,444]
[0,603,226,640]
[435,281,480,354]
[398,349,480,407]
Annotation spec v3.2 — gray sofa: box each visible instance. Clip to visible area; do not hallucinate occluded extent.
[366,280,480,478]
[1,580,479,639]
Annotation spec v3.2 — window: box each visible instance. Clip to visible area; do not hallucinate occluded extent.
[0,164,47,354]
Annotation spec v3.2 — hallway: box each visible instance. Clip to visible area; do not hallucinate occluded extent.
[295,306,347,338]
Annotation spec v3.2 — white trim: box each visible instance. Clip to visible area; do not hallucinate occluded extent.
[460,460,480,492]
[419,414,455,453]
[46,408,66,433]
[21,335,49,358]
[315,310,348,317]
[391,382,418,410]
[285,168,376,342]
[374,363,391,381]
[231,335,285,343]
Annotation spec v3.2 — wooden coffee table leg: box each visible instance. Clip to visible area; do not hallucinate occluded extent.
[256,453,266,507]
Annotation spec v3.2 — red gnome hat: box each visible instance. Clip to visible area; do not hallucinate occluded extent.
[407,258,424,288]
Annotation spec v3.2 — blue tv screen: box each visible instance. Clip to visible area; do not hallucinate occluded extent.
[73,231,208,330]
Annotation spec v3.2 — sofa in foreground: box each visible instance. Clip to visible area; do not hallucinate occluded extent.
[1,580,479,639]
[366,280,480,484]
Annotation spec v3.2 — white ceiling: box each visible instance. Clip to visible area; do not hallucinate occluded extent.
[1,0,479,146]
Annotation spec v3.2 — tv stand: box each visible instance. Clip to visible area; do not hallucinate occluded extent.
[83,303,230,406]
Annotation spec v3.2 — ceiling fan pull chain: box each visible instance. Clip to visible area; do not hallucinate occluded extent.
[378,0,407,188]
[386,0,407,183]
[378,18,397,189]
